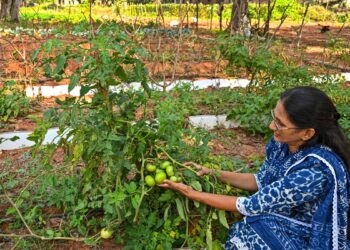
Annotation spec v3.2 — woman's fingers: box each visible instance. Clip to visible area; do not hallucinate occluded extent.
[183,161,197,167]
[183,162,211,176]
[158,179,177,189]
[184,161,204,171]
[158,182,170,188]
[158,180,191,194]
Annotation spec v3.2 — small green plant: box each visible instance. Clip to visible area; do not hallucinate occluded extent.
[218,35,350,139]
[218,35,312,88]
[227,88,281,136]
[226,75,350,139]
[0,81,30,122]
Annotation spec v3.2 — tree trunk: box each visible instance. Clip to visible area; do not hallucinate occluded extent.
[227,0,248,35]
[10,0,20,21]
[263,0,271,36]
[217,0,224,31]
[0,0,10,20]
[297,2,310,48]
[0,0,21,21]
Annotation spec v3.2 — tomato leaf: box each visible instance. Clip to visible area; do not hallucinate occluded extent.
[194,201,200,208]
[6,207,16,216]
[159,190,174,202]
[74,199,86,212]
[163,205,170,221]
[53,54,67,75]
[69,75,79,93]
[125,182,137,194]
[131,194,140,209]
[31,49,40,62]
[46,229,55,239]
[190,180,202,192]
[115,65,127,82]
[218,210,229,229]
[44,64,52,77]
[206,223,213,250]
[80,85,93,96]
[175,198,186,221]
[82,183,92,194]
[141,79,151,96]
[9,136,19,142]
[103,203,113,215]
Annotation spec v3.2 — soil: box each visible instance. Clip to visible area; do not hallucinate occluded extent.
[1,21,350,84]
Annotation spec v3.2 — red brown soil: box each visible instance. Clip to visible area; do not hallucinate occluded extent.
[1,22,349,85]
[209,128,265,158]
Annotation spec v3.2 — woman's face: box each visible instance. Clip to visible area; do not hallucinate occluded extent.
[269,100,310,152]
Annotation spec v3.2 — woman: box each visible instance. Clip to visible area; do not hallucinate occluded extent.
[159,86,350,249]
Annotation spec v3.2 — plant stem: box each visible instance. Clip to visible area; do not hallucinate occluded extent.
[180,200,190,248]
[133,154,147,223]
[155,146,196,173]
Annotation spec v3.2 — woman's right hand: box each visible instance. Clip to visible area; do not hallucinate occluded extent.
[184,162,212,176]
[158,180,193,196]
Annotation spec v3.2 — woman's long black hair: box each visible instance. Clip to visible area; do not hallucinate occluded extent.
[280,86,350,173]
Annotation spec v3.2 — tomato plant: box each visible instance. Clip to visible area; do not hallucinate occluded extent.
[23,23,234,249]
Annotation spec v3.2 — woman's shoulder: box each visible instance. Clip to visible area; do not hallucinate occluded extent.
[304,144,344,167]
[290,144,347,177]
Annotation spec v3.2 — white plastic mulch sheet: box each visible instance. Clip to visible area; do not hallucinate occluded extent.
[0,115,238,150]
[24,79,250,97]
[0,128,61,150]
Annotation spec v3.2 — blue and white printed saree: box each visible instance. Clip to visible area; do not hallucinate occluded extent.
[225,138,350,250]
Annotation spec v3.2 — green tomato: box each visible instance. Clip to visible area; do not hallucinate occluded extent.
[177,177,183,182]
[145,175,155,187]
[155,172,167,184]
[156,169,165,174]
[146,164,157,172]
[169,176,178,182]
[160,161,171,169]
[100,228,113,239]
[166,166,174,177]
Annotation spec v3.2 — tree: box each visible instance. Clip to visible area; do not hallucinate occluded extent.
[227,0,249,35]
[0,0,21,21]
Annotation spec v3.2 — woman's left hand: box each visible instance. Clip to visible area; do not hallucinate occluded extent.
[158,180,193,197]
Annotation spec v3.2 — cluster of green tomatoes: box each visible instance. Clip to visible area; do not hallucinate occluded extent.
[144,161,182,187]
